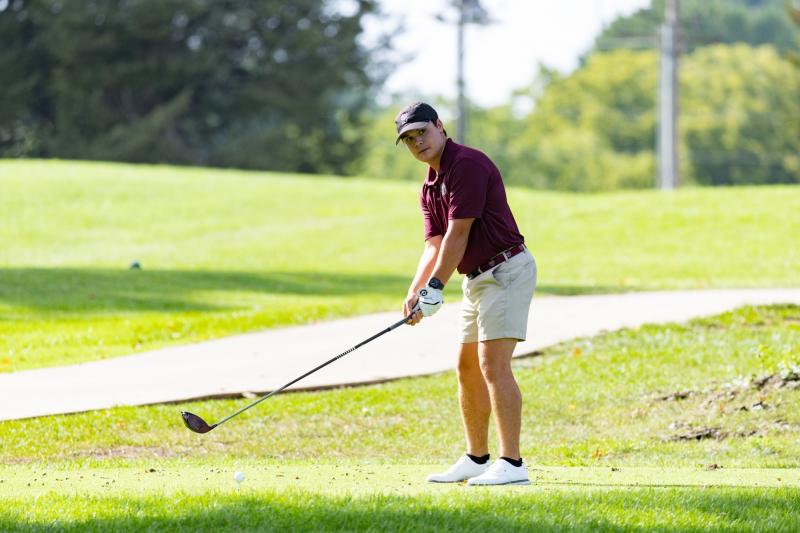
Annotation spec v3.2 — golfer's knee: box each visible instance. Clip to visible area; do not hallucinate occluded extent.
[478,358,511,385]
[457,356,482,381]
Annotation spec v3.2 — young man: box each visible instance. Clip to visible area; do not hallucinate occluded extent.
[396,102,537,486]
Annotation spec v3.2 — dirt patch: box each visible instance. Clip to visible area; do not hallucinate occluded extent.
[1,445,181,464]
[752,373,800,391]
[653,370,800,406]
[63,445,183,461]
[664,422,778,442]
[655,390,695,402]
[655,370,800,442]
[666,424,726,441]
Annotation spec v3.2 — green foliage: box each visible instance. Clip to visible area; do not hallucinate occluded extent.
[520,44,798,190]
[350,104,424,181]
[359,39,800,191]
[682,44,800,185]
[528,43,798,189]
[591,0,800,55]
[0,0,383,174]
[360,43,799,191]
[516,50,658,190]
[789,5,800,68]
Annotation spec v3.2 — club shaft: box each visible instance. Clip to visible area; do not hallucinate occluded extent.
[213,313,413,428]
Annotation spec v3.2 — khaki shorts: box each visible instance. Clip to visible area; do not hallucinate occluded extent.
[459,248,537,343]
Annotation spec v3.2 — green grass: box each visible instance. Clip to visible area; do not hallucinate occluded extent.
[1,463,799,532]
[3,477,798,532]
[3,305,799,466]
[1,305,800,531]
[1,159,799,372]
[2,160,799,530]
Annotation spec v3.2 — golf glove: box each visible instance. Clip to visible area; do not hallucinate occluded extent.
[417,281,444,317]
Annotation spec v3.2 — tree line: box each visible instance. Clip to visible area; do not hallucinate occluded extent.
[1,0,798,190]
[1,0,384,175]
[360,43,798,190]
[358,0,800,190]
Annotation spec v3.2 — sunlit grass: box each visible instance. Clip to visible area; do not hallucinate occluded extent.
[1,159,798,371]
[1,305,800,531]
[2,482,797,532]
[2,305,798,467]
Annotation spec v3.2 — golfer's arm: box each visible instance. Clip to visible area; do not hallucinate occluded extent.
[408,236,442,295]
[430,218,474,286]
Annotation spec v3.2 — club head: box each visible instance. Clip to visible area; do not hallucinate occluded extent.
[181,411,216,434]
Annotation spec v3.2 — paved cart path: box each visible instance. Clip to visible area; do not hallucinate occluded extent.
[1,289,799,421]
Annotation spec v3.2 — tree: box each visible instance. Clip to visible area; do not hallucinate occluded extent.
[0,0,387,174]
[520,44,799,190]
[0,0,51,157]
[682,44,800,185]
[512,50,659,190]
[590,0,799,56]
[356,42,799,190]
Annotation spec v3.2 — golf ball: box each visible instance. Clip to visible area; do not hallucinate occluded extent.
[234,471,245,483]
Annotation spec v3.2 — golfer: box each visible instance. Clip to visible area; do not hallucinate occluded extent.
[397,102,536,486]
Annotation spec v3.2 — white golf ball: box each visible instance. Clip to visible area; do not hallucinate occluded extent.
[233,471,245,483]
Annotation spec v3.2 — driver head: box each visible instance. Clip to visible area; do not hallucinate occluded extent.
[181,411,215,433]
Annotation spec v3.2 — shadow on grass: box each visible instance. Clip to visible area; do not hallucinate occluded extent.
[0,268,411,313]
[2,488,799,532]
[0,268,616,315]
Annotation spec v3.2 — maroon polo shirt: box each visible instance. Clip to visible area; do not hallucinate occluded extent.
[420,138,525,275]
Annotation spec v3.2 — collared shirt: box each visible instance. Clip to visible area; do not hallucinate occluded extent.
[420,138,525,274]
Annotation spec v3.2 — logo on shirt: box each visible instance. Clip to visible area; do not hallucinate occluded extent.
[440,183,447,197]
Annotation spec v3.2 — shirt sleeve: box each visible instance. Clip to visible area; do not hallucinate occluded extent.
[421,189,443,240]
[447,159,488,220]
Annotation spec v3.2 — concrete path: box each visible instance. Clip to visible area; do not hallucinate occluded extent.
[1,289,799,421]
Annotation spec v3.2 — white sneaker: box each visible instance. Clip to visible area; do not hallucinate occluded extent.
[426,455,490,483]
[466,459,530,486]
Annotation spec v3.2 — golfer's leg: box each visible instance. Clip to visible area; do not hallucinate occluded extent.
[457,341,491,456]
[478,338,521,460]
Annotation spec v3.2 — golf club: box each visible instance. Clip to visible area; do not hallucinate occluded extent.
[182,308,419,433]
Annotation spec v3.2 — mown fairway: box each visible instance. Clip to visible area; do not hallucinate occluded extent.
[1,159,798,371]
[2,463,800,532]
[1,160,799,531]
[1,305,799,531]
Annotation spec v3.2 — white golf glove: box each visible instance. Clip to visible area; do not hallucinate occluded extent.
[417,278,444,317]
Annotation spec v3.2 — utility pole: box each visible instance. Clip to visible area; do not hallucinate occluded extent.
[452,0,490,144]
[457,1,466,144]
[657,0,679,190]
